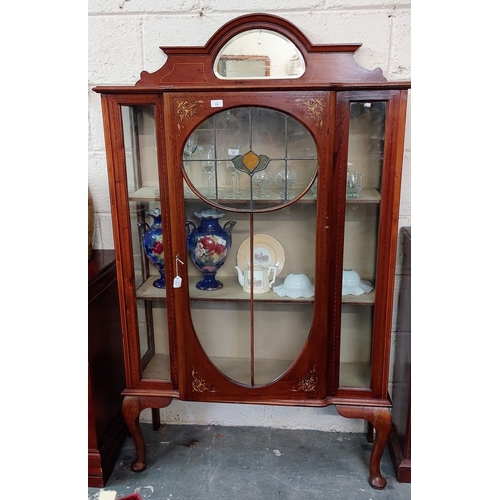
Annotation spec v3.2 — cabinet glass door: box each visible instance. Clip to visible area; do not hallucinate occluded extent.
[339,100,386,389]
[121,104,171,382]
[183,106,318,386]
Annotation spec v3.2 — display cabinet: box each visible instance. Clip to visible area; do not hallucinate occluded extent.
[93,14,410,489]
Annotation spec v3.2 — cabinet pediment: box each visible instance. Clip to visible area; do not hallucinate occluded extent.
[133,14,394,89]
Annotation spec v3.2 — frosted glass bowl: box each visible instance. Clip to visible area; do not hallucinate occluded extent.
[273,273,314,298]
[342,269,373,296]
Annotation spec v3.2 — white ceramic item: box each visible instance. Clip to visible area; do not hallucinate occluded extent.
[237,234,285,276]
[341,269,373,296]
[235,264,277,294]
[273,273,314,299]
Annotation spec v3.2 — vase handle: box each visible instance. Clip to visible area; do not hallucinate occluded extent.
[186,220,196,235]
[137,222,150,231]
[223,220,237,234]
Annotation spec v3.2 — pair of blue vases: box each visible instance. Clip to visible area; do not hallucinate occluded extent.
[140,208,236,290]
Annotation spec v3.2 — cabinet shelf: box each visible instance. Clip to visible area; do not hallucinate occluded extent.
[184,188,318,205]
[136,276,315,303]
[342,291,375,305]
[346,188,380,203]
[188,278,315,303]
[136,276,375,305]
[128,186,381,204]
[142,354,171,381]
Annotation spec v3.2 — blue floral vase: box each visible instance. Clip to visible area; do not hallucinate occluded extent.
[186,208,236,290]
[138,208,166,289]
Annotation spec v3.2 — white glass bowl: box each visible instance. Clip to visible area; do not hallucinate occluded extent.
[273,273,314,298]
[342,269,373,296]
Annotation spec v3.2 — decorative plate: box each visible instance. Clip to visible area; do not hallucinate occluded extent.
[237,234,285,276]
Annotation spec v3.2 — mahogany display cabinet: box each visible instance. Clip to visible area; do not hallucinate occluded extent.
[93,14,410,489]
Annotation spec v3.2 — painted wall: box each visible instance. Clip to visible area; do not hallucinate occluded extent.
[88,1,411,432]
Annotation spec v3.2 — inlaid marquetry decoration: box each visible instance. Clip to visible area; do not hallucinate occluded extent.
[192,367,219,393]
[176,100,205,132]
[294,98,324,128]
[230,150,270,176]
[290,365,317,392]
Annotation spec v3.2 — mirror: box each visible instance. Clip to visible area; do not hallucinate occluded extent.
[214,29,305,80]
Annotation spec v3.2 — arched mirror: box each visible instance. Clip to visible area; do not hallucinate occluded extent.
[214,30,306,79]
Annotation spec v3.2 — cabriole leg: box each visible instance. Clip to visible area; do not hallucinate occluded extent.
[152,408,161,430]
[336,405,392,490]
[122,395,173,472]
[366,421,374,443]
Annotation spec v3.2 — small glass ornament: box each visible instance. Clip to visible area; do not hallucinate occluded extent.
[346,171,362,199]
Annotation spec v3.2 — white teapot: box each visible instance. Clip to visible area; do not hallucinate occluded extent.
[235,264,277,294]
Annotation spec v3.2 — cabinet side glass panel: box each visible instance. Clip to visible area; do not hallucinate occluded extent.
[184,107,317,387]
[339,101,385,388]
[121,105,171,381]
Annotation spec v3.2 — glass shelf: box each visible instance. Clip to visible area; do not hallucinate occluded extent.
[128,186,160,201]
[346,188,380,204]
[136,276,315,303]
[136,275,375,304]
[128,186,381,204]
[341,291,375,305]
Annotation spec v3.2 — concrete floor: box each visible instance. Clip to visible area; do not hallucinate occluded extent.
[88,424,410,500]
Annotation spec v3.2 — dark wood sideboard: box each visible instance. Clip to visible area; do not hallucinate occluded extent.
[388,227,411,482]
[88,249,128,487]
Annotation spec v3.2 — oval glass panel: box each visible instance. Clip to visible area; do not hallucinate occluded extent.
[184,106,317,387]
[214,30,305,79]
[182,107,318,211]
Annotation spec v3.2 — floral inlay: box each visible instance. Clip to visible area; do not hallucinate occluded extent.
[290,366,317,392]
[177,100,205,132]
[294,98,324,128]
[192,368,218,393]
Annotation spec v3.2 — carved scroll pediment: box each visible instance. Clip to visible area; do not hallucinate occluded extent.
[134,14,389,88]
